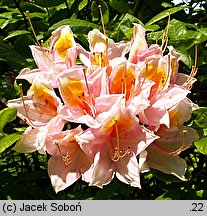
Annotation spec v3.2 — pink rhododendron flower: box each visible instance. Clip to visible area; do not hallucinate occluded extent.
[12,116,65,154]
[17,25,77,88]
[46,126,93,193]
[78,28,130,67]
[76,98,159,188]
[143,125,198,180]
[7,22,200,193]
[141,97,199,179]
[107,57,154,114]
[128,23,148,64]
[7,78,62,127]
[138,85,190,128]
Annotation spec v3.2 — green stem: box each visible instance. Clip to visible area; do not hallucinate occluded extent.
[32,152,40,170]
[12,0,28,31]
[20,153,32,171]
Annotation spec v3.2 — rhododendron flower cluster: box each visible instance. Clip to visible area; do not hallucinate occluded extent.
[8,24,199,193]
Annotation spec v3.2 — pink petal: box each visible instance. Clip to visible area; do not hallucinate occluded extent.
[169,98,193,127]
[50,25,76,61]
[146,143,187,180]
[12,116,65,153]
[138,44,162,62]
[128,23,148,64]
[48,156,81,193]
[145,125,199,180]
[152,85,190,109]
[138,106,170,127]
[12,126,45,153]
[89,152,115,188]
[116,152,141,188]
[30,45,52,70]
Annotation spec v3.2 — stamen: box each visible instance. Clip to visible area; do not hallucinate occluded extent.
[26,11,41,46]
[26,11,53,68]
[182,43,198,89]
[159,54,170,93]
[19,83,45,127]
[123,74,127,96]
[169,127,192,156]
[126,79,136,105]
[112,120,131,162]
[105,37,109,63]
[140,62,148,88]
[82,69,96,117]
[161,13,170,53]
[161,30,165,49]
[83,69,90,95]
[121,65,127,96]
[55,142,71,165]
[98,4,107,35]
[40,40,52,68]
[80,96,96,118]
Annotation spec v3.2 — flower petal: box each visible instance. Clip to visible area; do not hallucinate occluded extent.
[12,126,46,153]
[48,156,81,193]
[146,143,187,180]
[128,23,148,64]
[116,152,141,188]
[89,151,115,188]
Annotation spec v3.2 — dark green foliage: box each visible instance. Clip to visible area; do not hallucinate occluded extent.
[0,0,207,200]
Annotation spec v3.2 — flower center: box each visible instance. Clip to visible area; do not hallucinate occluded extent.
[90,52,108,67]
[111,120,131,162]
[55,142,72,165]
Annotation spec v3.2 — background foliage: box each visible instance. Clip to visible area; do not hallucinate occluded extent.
[0,0,207,200]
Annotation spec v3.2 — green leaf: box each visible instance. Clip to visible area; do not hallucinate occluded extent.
[110,13,142,41]
[156,189,183,200]
[109,0,133,14]
[0,41,29,70]
[161,2,173,8]
[3,30,31,41]
[20,2,46,13]
[91,1,99,22]
[78,0,88,11]
[146,6,188,26]
[144,24,160,31]
[147,31,163,42]
[115,13,142,39]
[0,133,21,153]
[194,137,207,155]
[0,108,17,134]
[33,0,65,7]
[14,34,34,59]
[48,18,100,34]
[178,49,193,68]
[120,13,143,26]
[48,8,70,26]
[192,107,207,129]
[102,1,109,25]
[169,19,187,40]
[197,28,207,38]
[120,25,133,40]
